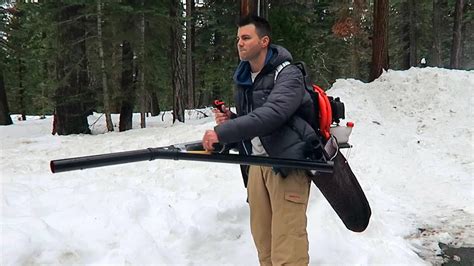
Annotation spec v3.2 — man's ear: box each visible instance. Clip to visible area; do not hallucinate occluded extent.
[260,36,270,48]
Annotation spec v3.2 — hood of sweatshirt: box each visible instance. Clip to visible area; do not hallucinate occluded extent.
[233,44,293,87]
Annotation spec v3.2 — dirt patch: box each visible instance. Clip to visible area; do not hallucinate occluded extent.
[405,209,473,265]
[439,243,474,266]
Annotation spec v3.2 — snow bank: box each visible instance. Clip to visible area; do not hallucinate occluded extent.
[1,67,473,265]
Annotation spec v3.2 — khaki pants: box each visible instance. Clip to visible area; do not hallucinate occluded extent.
[247,165,311,266]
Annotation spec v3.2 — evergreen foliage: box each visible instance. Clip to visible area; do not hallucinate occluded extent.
[193,0,239,107]
[1,0,472,128]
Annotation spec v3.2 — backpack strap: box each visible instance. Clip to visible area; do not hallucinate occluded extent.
[275,61,333,141]
[274,61,291,81]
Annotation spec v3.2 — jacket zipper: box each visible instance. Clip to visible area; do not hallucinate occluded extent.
[243,78,272,157]
[241,88,251,155]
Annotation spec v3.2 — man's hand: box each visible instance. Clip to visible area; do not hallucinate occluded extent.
[202,130,219,151]
[213,105,232,125]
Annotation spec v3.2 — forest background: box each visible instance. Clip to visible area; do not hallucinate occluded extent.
[0,0,472,135]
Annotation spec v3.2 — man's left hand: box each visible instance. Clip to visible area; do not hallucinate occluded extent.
[202,130,219,151]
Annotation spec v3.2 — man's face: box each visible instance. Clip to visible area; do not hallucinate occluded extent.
[236,24,269,62]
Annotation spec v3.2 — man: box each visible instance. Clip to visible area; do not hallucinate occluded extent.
[202,15,318,265]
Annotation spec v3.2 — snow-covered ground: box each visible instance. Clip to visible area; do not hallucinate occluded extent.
[1,67,473,265]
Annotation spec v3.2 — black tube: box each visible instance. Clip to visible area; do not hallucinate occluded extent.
[50,148,333,174]
[50,149,154,173]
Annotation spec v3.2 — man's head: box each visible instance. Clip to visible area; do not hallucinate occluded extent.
[236,16,271,63]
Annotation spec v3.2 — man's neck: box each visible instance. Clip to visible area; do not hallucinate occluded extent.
[249,48,268,73]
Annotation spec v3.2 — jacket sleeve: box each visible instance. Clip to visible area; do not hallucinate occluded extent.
[215,65,305,144]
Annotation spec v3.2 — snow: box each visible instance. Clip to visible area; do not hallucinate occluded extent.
[1,67,473,265]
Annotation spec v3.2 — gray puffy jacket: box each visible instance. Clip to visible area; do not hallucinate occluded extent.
[215,45,319,185]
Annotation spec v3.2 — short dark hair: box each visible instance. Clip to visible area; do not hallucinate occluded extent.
[237,15,272,39]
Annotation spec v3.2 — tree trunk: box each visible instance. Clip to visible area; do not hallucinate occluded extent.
[432,0,443,67]
[54,3,91,135]
[460,3,472,69]
[0,68,13,125]
[350,0,366,79]
[10,4,26,121]
[186,0,195,109]
[408,0,418,67]
[369,0,389,82]
[97,0,114,132]
[170,0,185,123]
[400,1,415,69]
[18,58,26,121]
[41,32,48,117]
[119,40,135,132]
[108,21,120,113]
[240,0,269,18]
[150,91,160,116]
[450,0,464,69]
[139,0,146,128]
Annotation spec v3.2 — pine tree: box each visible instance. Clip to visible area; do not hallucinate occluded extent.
[193,0,238,107]
[432,0,444,66]
[370,0,389,81]
[450,0,466,69]
[5,3,27,120]
[185,0,196,109]
[119,40,135,132]
[97,0,114,132]
[54,3,91,135]
[0,5,13,125]
[0,64,13,125]
[461,0,473,69]
[138,0,146,128]
[170,0,185,123]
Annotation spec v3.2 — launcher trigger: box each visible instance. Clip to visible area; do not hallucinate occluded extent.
[213,100,226,113]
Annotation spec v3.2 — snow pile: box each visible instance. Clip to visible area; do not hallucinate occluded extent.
[1,67,473,265]
[328,67,473,264]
